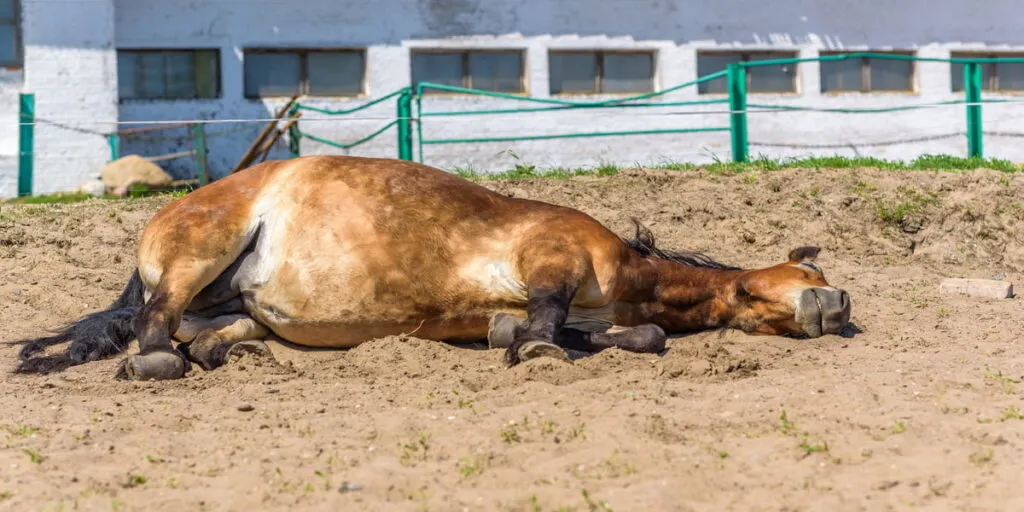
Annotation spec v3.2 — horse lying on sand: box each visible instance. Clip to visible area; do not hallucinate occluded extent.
[16,155,852,381]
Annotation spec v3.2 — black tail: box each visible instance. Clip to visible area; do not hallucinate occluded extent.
[13,269,146,374]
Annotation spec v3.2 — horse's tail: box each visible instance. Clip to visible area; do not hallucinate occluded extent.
[13,269,146,373]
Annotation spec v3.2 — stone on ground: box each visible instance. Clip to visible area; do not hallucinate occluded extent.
[101,155,173,196]
[938,278,1014,299]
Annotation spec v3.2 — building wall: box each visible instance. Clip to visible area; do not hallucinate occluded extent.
[7,0,1021,196]
[0,70,19,197]
[0,0,119,198]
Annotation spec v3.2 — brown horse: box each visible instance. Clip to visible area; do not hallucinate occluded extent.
[16,155,851,380]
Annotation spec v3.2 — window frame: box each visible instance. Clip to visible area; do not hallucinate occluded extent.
[548,49,657,95]
[950,51,1024,93]
[0,0,21,69]
[243,47,368,99]
[117,48,222,101]
[696,50,801,95]
[410,48,527,95]
[819,50,917,94]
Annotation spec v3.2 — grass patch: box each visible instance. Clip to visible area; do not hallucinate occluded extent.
[448,153,1021,181]
[5,184,194,205]
[8,192,96,204]
[873,185,940,226]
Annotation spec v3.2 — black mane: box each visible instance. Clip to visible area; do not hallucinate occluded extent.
[624,220,741,271]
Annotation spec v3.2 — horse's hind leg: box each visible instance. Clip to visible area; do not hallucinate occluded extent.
[118,267,216,381]
[175,313,271,371]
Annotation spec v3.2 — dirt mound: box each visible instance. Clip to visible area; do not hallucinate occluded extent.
[489,166,1024,272]
[658,333,764,380]
[1,168,1023,511]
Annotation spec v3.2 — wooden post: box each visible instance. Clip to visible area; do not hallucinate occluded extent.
[230,95,299,174]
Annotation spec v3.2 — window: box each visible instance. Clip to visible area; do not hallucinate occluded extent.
[0,0,20,68]
[697,51,798,94]
[820,52,915,93]
[411,50,524,94]
[950,52,1024,92]
[118,49,220,100]
[549,51,655,94]
[244,49,365,98]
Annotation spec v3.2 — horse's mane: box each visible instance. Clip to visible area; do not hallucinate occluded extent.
[624,220,742,271]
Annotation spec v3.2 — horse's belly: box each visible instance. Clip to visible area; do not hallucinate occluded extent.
[241,294,514,348]
[237,271,525,348]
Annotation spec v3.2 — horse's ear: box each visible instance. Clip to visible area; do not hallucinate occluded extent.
[788,246,821,263]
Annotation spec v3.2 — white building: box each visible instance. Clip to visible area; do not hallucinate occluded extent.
[2,0,1024,197]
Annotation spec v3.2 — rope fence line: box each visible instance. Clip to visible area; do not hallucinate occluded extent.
[19,97,1024,130]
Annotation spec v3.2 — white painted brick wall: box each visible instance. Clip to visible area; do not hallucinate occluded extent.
[6,0,1024,197]
[17,0,117,196]
[0,68,23,197]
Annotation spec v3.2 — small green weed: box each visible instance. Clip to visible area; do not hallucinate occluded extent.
[568,423,588,441]
[457,454,490,478]
[1002,406,1024,421]
[399,432,432,466]
[3,424,39,437]
[799,434,829,455]
[581,488,615,511]
[779,410,796,435]
[123,474,147,488]
[500,422,523,444]
[23,448,43,464]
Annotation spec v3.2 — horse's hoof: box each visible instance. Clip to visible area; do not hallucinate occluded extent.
[225,340,273,365]
[119,351,187,381]
[517,340,569,363]
[488,313,523,349]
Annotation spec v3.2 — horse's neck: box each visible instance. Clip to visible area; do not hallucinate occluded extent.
[622,257,745,331]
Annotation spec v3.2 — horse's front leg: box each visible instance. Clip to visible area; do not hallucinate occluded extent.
[503,242,594,367]
[490,313,667,356]
[504,283,576,366]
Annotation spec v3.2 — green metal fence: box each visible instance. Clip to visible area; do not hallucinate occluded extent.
[286,53,1024,167]
[13,54,1024,198]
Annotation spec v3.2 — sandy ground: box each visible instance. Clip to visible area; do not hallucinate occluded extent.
[1,166,1022,512]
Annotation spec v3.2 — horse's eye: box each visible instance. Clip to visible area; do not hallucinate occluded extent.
[800,261,821,273]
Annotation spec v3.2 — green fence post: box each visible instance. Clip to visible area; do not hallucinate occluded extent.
[287,104,301,159]
[964,62,983,158]
[727,64,748,163]
[415,93,424,163]
[191,123,210,186]
[18,93,34,197]
[107,133,120,162]
[396,89,413,161]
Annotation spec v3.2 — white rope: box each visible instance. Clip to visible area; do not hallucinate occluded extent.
[19,97,1024,129]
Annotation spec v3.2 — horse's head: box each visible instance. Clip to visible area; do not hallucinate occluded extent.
[729,246,851,338]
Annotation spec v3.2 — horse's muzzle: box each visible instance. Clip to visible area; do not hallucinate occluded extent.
[796,288,851,338]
